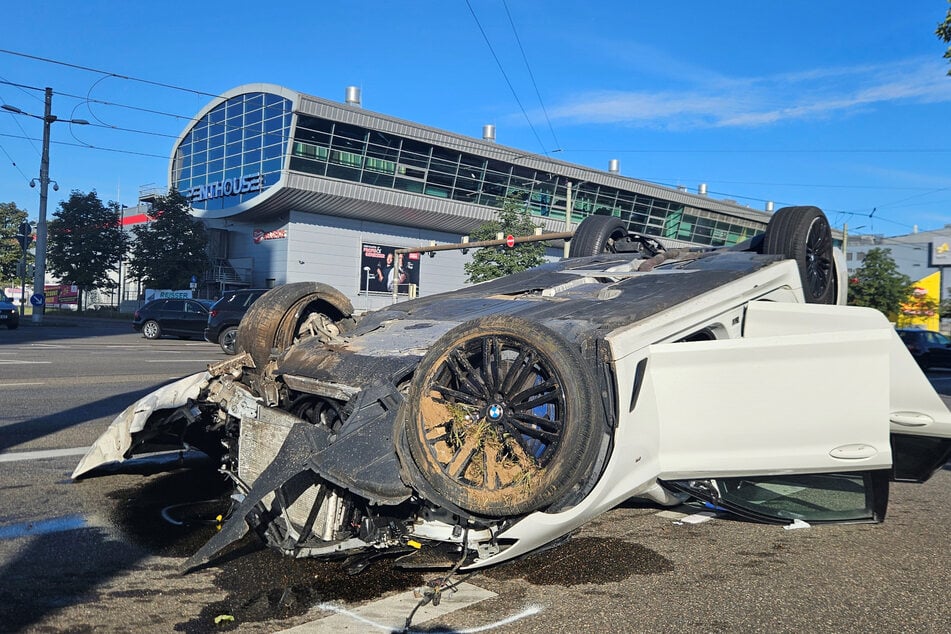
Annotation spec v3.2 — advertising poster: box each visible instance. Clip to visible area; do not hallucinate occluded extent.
[360,243,421,294]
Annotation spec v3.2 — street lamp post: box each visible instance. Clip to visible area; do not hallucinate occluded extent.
[2,87,89,324]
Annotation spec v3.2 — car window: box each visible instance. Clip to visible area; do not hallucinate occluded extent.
[148,300,167,311]
[185,301,207,314]
[164,300,185,312]
[931,332,950,345]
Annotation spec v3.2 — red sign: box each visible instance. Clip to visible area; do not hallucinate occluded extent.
[506,234,515,248]
[253,228,287,244]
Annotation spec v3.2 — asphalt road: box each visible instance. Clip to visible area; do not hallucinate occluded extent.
[0,320,949,633]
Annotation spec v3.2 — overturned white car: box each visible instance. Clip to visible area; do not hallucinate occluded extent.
[74,207,951,573]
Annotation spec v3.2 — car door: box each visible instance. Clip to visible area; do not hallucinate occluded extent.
[183,300,209,336]
[160,299,186,335]
[925,331,951,369]
[645,301,950,523]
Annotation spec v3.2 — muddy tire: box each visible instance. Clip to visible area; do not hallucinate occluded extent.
[763,206,835,304]
[142,320,162,339]
[236,282,354,367]
[402,315,602,517]
[569,215,628,257]
[218,326,239,355]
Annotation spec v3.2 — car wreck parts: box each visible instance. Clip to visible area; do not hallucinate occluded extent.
[72,207,951,575]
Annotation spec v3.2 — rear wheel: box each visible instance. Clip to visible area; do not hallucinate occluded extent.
[218,326,239,355]
[142,320,162,339]
[763,206,835,304]
[569,215,628,257]
[236,282,354,367]
[402,315,602,517]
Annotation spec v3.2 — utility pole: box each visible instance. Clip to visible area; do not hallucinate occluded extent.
[33,87,53,323]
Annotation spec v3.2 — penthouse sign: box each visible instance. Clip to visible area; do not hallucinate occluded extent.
[186,174,263,203]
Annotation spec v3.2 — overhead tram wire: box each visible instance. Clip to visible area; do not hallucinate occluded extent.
[464,0,550,155]
[0,131,168,160]
[0,48,218,98]
[501,0,561,151]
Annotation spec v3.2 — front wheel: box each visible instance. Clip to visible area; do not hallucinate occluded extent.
[142,320,162,339]
[218,326,239,355]
[401,315,603,517]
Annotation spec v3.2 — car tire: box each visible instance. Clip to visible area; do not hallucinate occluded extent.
[569,215,628,257]
[236,282,355,368]
[762,206,836,304]
[218,326,239,355]
[401,315,603,517]
[142,320,162,339]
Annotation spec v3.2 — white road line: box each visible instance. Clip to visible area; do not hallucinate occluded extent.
[0,447,90,463]
[280,583,506,633]
[0,382,46,387]
[0,360,52,364]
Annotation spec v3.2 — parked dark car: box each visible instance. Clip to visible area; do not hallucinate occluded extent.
[897,328,951,370]
[133,298,213,340]
[204,289,268,354]
[0,293,19,330]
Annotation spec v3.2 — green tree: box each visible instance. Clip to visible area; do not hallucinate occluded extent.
[847,247,911,318]
[938,0,951,74]
[47,190,128,311]
[128,190,209,290]
[0,201,30,284]
[464,194,546,283]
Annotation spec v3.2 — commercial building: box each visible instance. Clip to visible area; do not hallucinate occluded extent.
[126,83,781,311]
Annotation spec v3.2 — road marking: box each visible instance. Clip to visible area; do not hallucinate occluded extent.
[0,447,90,463]
[279,583,518,633]
[0,360,52,364]
[0,382,46,387]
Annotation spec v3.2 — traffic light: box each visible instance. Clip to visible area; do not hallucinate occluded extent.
[15,221,33,252]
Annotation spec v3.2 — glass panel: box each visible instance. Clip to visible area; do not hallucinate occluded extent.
[667,472,886,523]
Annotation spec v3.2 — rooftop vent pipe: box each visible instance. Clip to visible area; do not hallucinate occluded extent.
[483,124,496,142]
[608,159,620,173]
[765,201,774,212]
[345,86,361,107]
[698,183,708,195]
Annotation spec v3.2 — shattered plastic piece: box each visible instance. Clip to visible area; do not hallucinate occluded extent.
[783,518,811,530]
[213,614,234,624]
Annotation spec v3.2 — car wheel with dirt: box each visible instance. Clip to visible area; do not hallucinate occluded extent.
[402,315,603,517]
[763,206,836,304]
[142,320,162,340]
[236,282,355,368]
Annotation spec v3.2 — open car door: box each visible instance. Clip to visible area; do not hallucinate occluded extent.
[741,301,951,484]
[650,302,950,524]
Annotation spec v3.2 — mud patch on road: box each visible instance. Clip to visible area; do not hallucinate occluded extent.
[487,536,673,586]
[108,467,232,557]
[177,547,424,632]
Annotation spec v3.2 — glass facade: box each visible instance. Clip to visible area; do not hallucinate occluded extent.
[173,92,293,211]
[288,113,764,247]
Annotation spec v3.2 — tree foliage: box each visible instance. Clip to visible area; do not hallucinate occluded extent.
[47,190,128,311]
[463,194,546,283]
[0,201,29,283]
[128,190,209,290]
[938,0,951,75]
[847,248,911,318]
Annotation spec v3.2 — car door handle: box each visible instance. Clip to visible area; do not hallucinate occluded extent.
[890,412,933,427]
[829,444,878,460]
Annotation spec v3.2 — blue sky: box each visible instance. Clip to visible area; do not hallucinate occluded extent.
[1,1,949,235]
